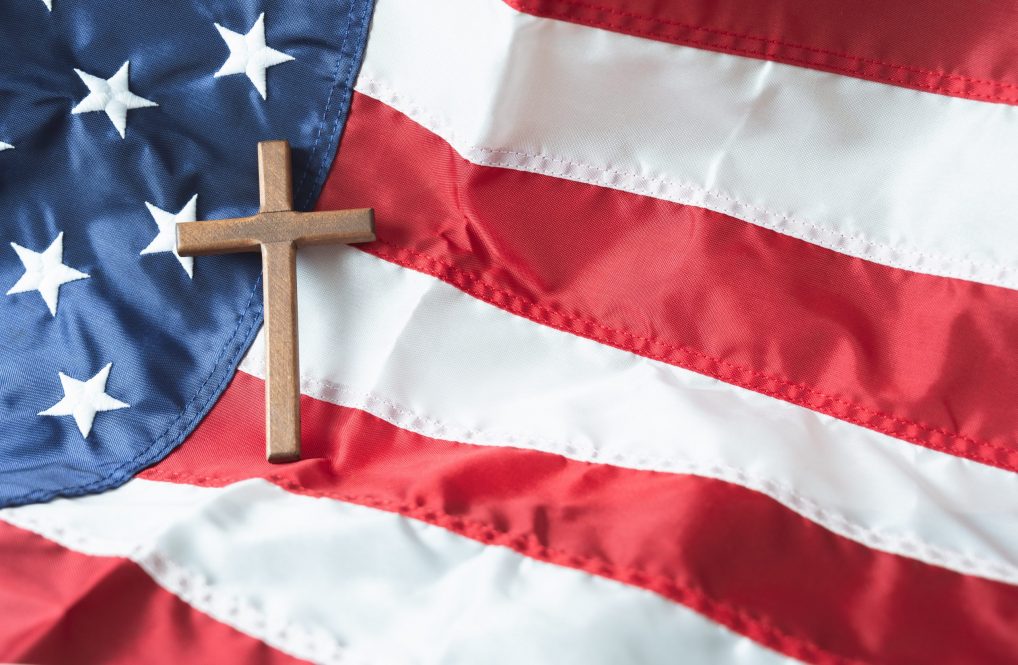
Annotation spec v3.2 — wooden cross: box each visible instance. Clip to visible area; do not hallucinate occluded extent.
[176,140,374,463]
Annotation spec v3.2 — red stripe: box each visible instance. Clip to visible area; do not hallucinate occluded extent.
[503,0,1018,105]
[142,371,1018,665]
[0,521,306,665]
[317,92,1018,472]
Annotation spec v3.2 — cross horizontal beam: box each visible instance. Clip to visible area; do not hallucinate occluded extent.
[176,208,375,255]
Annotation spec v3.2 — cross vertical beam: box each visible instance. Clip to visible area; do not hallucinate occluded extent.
[261,240,300,461]
[176,140,375,462]
[258,141,293,214]
[257,141,300,462]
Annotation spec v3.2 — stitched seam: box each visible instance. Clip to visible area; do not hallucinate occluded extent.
[514,0,1018,86]
[304,0,371,211]
[138,471,856,665]
[233,368,1018,585]
[473,149,1001,270]
[506,0,1018,104]
[295,0,356,209]
[370,241,1011,455]
[0,512,354,665]
[362,242,1018,474]
[356,75,1018,283]
[137,551,354,664]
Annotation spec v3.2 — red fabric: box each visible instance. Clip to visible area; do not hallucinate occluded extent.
[144,371,1018,665]
[316,93,1018,472]
[0,521,306,665]
[504,0,1018,104]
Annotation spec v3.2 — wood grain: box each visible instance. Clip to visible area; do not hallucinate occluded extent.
[175,140,375,462]
[261,241,301,462]
[258,141,293,214]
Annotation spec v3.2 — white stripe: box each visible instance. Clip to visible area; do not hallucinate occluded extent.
[0,478,794,665]
[356,0,1018,290]
[238,245,1018,584]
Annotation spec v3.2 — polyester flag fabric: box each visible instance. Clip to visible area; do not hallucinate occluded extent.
[2,1,1018,664]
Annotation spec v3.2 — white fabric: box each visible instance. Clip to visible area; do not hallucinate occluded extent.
[235,245,1018,585]
[357,0,1018,290]
[0,478,795,665]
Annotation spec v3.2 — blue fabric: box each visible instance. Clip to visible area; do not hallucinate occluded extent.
[0,0,374,506]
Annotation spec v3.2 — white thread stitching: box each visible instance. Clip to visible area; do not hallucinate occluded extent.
[0,510,356,665]
[236,357,1018,587]
[137,552,354,665]
[355,74,1018,289]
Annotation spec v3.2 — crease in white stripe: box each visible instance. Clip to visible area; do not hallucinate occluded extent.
[239,360,1018,586]
[2,481,351,665]
[0,478,795,665]
[356,76,997,279]
[355,0,1018,290]
[239,245,1018,587]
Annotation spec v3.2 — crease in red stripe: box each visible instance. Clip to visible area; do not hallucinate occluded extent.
[143,372,1018,665]
[0,521,306,665]
[316,92,1018,472]
[503,0,1018,105]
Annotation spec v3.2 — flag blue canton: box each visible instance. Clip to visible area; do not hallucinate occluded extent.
[0,0,374,507]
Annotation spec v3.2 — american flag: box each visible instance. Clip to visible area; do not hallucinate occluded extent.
[2,0,1017,663]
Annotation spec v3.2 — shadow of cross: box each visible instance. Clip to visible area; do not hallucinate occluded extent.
[176,140,375,463]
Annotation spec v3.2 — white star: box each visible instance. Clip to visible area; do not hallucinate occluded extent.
[39,364,129,438]
[214,13,294,99]
[140,195,197,278]
[7,232,89,316]
[0,142,12,151]
[71,61,158,139]
[42,0,52,10]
